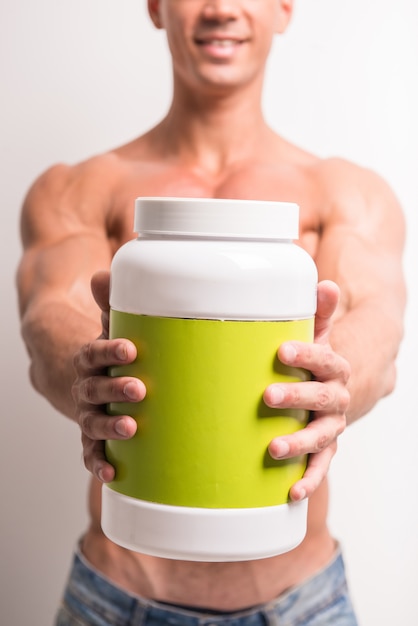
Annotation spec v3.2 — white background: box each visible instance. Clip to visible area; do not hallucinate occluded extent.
[1,1,417,624]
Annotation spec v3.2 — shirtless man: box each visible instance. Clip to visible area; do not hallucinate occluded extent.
[17,1,405,624]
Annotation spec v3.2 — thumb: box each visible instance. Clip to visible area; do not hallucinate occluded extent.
[315,280,340,344]
[91,270,110,313]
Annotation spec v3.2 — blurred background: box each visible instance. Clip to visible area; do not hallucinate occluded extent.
[1,1,417,624]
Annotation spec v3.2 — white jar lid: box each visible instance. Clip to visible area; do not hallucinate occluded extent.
[134,197,299,240]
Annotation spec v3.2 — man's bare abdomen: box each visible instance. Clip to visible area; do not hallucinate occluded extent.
[81,477,334,611]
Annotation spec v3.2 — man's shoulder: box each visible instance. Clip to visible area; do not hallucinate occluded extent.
[21,153,127,242]
[312,156,392,194]
[272,140,402,226]
[279,139,383,183]
[24,148,133,211]
[300,154,395,203]
[312,155,363,177]
[33,151,124,190]
[277,142,374,193]
[273,139,375,187]
[308,156,402,226]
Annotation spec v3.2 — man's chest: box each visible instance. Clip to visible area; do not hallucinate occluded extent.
[108,161,321,258]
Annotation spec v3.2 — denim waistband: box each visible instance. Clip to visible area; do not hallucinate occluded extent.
[60,542,357,625]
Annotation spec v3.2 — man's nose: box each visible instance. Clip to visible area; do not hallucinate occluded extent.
[201,0,241,21]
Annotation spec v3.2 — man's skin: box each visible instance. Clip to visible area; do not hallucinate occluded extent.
[17,0,405,612]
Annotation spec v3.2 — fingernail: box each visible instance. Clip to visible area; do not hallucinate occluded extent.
[282,344,297,363]
[269,386,285,404]
[115,344,127,361]
[295,487,307,501]
[123,381,139,400]
[115,419,129,437]
[272,440,290,458]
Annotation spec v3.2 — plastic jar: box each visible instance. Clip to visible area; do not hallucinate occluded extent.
[101,197,318,561]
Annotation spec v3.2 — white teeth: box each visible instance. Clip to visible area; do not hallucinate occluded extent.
[207,40,237,47]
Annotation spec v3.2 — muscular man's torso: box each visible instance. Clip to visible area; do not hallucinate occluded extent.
[74,130,337,610]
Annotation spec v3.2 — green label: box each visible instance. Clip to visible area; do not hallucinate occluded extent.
[106,313,313,508]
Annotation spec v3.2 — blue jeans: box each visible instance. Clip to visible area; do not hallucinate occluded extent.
[55,544,358,626]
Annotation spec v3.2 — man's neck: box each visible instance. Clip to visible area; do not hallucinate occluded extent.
[152,82,274,176]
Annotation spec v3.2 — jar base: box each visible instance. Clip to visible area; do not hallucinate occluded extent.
[101,484,308,562]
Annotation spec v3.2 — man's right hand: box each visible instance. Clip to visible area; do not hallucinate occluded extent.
[71,270,146,482]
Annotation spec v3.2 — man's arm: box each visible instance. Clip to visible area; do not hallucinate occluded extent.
[314,159,406,422]
[17,163,144,482]
[17,163,118,418]
[264,160,406,500]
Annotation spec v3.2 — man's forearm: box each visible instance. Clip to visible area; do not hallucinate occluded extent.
[330,300,404,423]
[21,298,101,419]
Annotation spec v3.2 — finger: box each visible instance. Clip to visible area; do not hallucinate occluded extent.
[289,441,337,501]
[268,414,346,460]
[81,409,138,442]
[316,280,340,320]
[99,309,110,340]
[316,280,341,322]
[76,374,146,406]
[277,341,351,384]
[74,338,138,373]
[264,380,349,415]
[91,270,111,313]
[82,434,116,483]
[315,280,340,344]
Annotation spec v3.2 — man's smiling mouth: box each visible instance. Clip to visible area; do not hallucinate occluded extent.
[197,39,242,47]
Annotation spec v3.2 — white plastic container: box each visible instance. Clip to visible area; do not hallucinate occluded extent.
[102,197,318,561]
